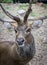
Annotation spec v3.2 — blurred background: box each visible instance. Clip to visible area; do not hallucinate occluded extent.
[0,0,47,3]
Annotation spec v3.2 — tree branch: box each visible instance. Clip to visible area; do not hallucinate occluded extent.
[0,4,22,25]
[23,0,32,24]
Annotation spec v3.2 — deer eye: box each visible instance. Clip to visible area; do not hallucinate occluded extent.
[26,28,31,33]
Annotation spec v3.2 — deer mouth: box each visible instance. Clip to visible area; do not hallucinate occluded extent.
[17,42,35,60]
[17,43,25,47]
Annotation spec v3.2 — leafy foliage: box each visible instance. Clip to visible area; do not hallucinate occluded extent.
[0,0,13,3]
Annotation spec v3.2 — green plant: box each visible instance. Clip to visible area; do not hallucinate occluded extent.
[0,0,13,3]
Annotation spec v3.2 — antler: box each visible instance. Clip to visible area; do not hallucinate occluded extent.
[0,3,47,26]
[0,4,22,25]
[23,0,32,24]
[23,0,47,23]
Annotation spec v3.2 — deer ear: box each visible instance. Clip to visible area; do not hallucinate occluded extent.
[28,21,33,28]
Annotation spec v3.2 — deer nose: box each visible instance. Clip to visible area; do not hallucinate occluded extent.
[17,38,24,45]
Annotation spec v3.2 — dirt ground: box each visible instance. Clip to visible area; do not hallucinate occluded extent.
[0,3,47,65]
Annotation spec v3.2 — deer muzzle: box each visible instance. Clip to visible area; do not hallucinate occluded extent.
[17,38,24,45]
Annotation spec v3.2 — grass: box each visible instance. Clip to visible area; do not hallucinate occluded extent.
[17,3,29,10]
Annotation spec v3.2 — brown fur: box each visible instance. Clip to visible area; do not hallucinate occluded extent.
[0,35,35,65]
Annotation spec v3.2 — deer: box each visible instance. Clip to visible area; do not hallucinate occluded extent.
[0,0,47,65]
[0,0,36,65]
